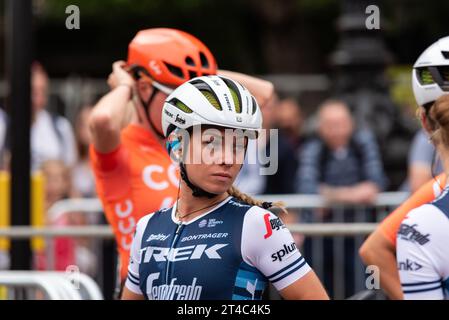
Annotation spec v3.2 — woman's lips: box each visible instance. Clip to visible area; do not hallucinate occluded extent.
[211,172,232,181]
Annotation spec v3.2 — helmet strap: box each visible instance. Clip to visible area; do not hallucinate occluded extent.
[138,87,166,139]
[179,162,217,199]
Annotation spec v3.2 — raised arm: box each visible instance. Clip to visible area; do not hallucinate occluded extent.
[89,61,135,153]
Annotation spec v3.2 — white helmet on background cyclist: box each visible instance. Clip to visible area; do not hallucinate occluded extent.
[412,36,449,108]
[162,75,262,137]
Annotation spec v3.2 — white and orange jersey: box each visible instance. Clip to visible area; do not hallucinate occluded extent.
[378,173,446,247]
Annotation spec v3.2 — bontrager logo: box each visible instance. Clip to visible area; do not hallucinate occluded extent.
[147,273,202,300]
[180,233,229,242]
[271,242,297,262]
[398,223,430,245]
[146,234,170,242]
[141,244,228,263]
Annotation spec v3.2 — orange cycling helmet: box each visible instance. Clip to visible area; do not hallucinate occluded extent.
[127,28,217,87]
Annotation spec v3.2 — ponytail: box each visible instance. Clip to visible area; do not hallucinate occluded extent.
[227,185,287,214]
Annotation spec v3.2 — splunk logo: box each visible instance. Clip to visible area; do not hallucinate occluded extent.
[140,244,228,263]
[147,273,202,300]
[271,242,297,262]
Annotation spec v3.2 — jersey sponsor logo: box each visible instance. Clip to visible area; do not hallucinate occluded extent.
[147,272,202,300]
[198,218,223,228]
[180,233,229,243]
[271,242,297,262]
[142,163,179,191]
[398,223,430,245]
[263,213,285,239]
[146,233,170,242]
[397,259,423,271]
[114,199,136,251]
[141,243,229,263]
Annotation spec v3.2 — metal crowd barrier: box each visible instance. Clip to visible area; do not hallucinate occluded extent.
[0,192,409,300]
[0,271,103,300]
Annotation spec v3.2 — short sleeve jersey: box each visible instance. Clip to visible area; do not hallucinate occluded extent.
[125,197,312,300]
[396,187,449,299]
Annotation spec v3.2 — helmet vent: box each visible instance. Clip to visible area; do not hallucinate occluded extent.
[442,51,449,59]
[251,97,257,115]
[188,70,198,80]
[200,90,222,111]
[418,68,435,85]
[199,52,209,68]
[169,98,193,113]
[164,62,184,79]
[185,56,195,66]
[190,79,223,111]
[221,78,242,113]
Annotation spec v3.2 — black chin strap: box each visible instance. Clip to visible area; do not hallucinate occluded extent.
[180,162,218,199]
[139,87,165,139]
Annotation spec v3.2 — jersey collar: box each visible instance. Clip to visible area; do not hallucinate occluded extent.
[171,196,232,225]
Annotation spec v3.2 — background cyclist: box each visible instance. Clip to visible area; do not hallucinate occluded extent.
[359,35,449,299]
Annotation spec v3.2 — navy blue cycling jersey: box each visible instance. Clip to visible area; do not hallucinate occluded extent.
[125,196,311,300]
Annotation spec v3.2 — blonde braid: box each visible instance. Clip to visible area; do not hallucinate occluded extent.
[227,185,287,214]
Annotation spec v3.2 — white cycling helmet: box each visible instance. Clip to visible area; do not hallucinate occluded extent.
[412,36,449,107]
[162,75,262,137]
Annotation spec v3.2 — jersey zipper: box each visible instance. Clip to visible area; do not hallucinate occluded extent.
[164,222,184,285]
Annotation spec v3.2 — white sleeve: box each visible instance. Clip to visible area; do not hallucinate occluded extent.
[57,117,78,167]
[396,204,449,300]
[124,214,152,295]
[241,207,311,291]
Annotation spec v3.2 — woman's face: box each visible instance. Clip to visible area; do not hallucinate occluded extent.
[183,126,247,195]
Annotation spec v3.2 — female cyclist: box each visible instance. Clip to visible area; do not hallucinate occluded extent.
[396,94,449,299]
[359,36,449,299]
[121,75,328,300]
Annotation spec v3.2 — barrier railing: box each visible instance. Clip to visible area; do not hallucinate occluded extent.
[0,271,103,300]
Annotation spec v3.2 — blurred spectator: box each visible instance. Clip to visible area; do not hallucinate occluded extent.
[296,99,387,203]
[31,62,77,171]
[276,97,304,152]
[297,99,387,297]
[401,128,443,193]
[73,105,96,198]
[0,108,7,170]
[35,160,97,276]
